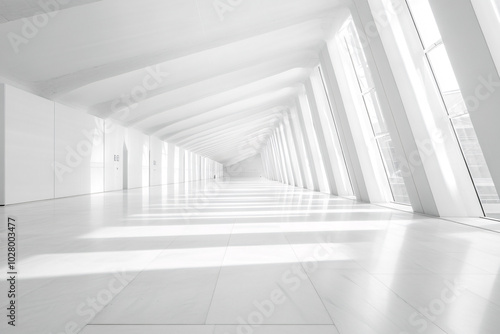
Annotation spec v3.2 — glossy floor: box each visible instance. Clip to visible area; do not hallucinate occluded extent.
[1,178,500,334]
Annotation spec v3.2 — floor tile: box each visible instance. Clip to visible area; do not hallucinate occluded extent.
[214,325,339,334]
[91,266,221,324]
[80,325,215,334]
[206,264,333,325]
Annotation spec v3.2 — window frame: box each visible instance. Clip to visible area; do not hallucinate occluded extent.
[341,23,411,205]
[405,0,500,218]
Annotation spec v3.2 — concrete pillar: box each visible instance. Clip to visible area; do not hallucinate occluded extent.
[266,143,277,181]
[271,134,285,184]
[297,92,329,193]
[278,123,297,186]
[305,78,339,195]
[268,146,278,181]
[167,143,175,184]
[178,148,185,183]
[283,112,305,188]
[274,130,290,185]
[294,97,321,191]
[289,106,315,190]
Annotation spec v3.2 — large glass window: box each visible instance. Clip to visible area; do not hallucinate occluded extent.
[494,0,500,18]
[300,94,331,194]
[406,0,500,218]
[343,20,411,204]
[316,66,354,196]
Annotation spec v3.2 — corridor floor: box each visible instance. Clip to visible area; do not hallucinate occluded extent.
[1,178,500,334]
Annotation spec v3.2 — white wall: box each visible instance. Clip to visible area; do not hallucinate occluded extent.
[125,128,149,189]
[104,120,125,192]
[186,152,191,181]
[161,142,169,184]
[227,155,263,178]
[150,136,162,186]
[4,85,55,205]
[197,155,202,179]
[54,103,104,198]
[201,157,206,180]
[167,143,176,184]
[0,85,225,205]
[178,148,185,183]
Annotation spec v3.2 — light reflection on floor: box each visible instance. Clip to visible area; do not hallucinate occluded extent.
[0,178,500,334]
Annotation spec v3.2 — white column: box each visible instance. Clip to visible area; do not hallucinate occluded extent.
[429,0,500,202]
[294,97,320,191]
[283,112,305,188]
[270,135,283,183]
[273,132,289,185]
[297,91,329,193]
[289,106,315,190]
[278,123,296,186]
[352,0,439,214]
[305,79,339,195]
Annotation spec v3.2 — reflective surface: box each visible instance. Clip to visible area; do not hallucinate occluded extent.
[343,20,410,205]
[1,178,500,333]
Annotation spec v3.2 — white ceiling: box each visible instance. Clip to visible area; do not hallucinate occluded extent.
[0,0,347,165]
[0,0,102,22]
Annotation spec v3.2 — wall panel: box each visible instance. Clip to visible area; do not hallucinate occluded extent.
[104,120,125,192]
[161,142,169,185]
[4,85,54,204]
[125,128,149,189]
[150,136,162,186]
[54,103,104,198]
[167,143,176,184]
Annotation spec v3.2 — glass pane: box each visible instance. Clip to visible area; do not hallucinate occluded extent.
[427,44,468,117]
[378,136,411,204]
[406,0,441,48]
[345,22,374,92]
[317,66,354,196]
[494,0,500,22]
[451,115,500,218]
[342,19,410,205]
[363,90,388,135]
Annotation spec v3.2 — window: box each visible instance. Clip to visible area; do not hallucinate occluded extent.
[343,20,410,204]
[494,0,500,22]
[406,0,500,218]
[316,66,355,196]
[299,93,331,194]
